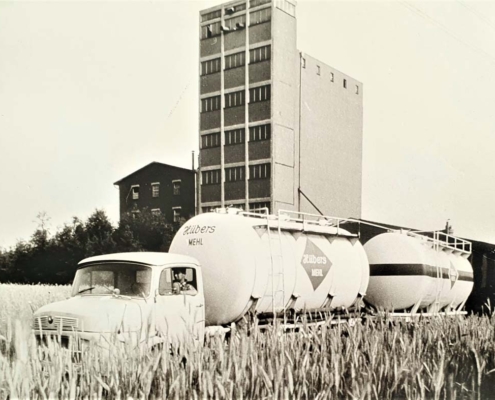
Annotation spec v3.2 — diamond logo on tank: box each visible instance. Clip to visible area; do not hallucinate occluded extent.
[301,239,332,290]
[449,261,458,289]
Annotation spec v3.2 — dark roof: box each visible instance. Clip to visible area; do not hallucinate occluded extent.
[114,161,194,185]
[355,218,495,252]
[357,218,419,232]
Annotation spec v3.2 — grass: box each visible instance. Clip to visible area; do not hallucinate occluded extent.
[1,284,495,399]
[0,283,71,338]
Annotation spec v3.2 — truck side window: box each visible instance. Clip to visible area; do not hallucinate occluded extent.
[159,269,173,295]
[173,268,197,291]
[159,268,197,296]
[158,267,198,296]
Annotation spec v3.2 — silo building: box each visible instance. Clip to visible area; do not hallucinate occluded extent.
[199,0,363,219]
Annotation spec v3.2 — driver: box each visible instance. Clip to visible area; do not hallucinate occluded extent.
[172,271,197,294]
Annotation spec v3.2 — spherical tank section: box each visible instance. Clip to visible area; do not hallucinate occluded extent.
[169,210,370,326]
[363,232,474,312]
[170,212,261,326]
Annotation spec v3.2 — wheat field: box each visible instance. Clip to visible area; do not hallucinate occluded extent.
[1,283,495,399]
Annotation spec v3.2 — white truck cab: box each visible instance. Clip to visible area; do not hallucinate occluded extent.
[33,252,205,349]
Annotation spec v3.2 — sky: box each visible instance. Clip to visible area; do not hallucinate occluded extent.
[1,0,494,249]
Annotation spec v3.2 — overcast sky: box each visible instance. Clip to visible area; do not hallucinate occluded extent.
[1,0,494,249]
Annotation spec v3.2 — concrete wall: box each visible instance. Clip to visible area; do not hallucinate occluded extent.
[225,67,245,89]
[200,72,221,94]
[271,2,298,214]
[299,54,363,219]
[200,146,221,167]
[200,109,221,131]
[225,143,245,163]
[249,60,271,84]
[201,183,221,203]
[249,140,270,160]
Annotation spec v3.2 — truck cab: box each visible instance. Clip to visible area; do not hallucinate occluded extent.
[33,253,205,349]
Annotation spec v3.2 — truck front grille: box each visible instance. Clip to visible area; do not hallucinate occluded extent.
[32,316,79,332]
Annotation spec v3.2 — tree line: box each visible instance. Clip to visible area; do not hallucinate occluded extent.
[0,209,178,284]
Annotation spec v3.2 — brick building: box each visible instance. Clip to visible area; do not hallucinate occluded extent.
[198,0,363,217]
[114,162,195,223]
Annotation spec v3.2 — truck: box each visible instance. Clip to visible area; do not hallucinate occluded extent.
[32,208,474,348]
[32,209,369,349]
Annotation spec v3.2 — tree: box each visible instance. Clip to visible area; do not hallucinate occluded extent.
[114,208,175,252]
[84,209,117,256]
[0,208,182,284]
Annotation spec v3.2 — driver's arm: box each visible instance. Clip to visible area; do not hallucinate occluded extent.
[181,284,198,294]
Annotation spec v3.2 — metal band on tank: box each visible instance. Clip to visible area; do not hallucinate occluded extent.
[370,264,473,282]
[457,270,474,282]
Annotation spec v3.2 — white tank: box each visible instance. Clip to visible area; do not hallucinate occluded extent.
[169,209,370,326]
[364,231,474,312]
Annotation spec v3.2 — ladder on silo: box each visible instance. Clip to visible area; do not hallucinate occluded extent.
[266,211,286,327]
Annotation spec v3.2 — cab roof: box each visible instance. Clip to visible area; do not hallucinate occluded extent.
[78,252,199,267]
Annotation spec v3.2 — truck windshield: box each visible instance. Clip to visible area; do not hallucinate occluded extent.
[71,263,152,297]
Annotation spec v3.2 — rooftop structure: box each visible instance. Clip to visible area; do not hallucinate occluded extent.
[198,0,363,218]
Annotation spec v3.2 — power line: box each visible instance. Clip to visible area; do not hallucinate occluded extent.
[457,0,495,34]
[399,1,495,66]
[164,79,192,123]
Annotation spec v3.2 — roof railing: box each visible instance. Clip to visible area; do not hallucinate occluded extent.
[276,210,355,234]
[406,230,471,255]
[345,219,472,255]
[236,208,356,236]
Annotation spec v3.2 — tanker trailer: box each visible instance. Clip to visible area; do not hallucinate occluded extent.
[363,230,473,315]
[169,208,370,327]
[32,208,369,350]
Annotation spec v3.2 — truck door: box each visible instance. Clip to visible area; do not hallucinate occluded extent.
[156,266,204,345]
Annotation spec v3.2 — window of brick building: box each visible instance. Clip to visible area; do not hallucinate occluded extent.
[151,208,161,216]
[201,9,221,23]
[225,52,245,70]
[173,207,181,223]
[249,85,271,103]
[225,3,246,15]
[225,128,245,145]
[249,45,271,64]
[202,169,221,185]
[151,183,160,198]
[131,185,140,200]
[250,0,271,8]
[224,14,246,31]
[201,22,221,39]
[249,201,270,213]
[225,166,245,182]
[250,7,271,25]
[201,96,221,113]
[173,180,181,195]
[201,132,221,148]
[249,124,271,141]
[201,58,221,76]
[249,163,271,179]
[224,90,245,108]
[225,203,245,210]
